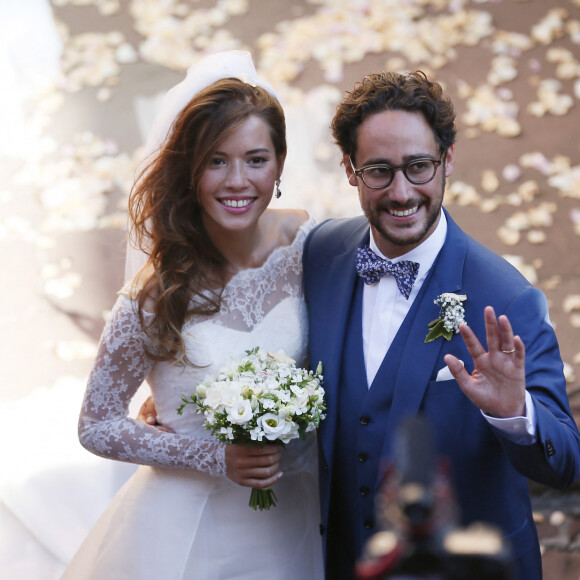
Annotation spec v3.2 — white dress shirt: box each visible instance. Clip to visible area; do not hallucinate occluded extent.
[361,210,536,443]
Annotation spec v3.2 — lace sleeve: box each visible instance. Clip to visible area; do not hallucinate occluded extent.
[78,295,227,477]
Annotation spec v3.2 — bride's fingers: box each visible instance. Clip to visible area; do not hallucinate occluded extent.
[247,452,281,470]
[227,444,279,462]
[228,461,282,488]
[243,471,283,490]
[238,444,280,458]
[243,448,281,467]
[225,445,282,486]
[252,463,281,479]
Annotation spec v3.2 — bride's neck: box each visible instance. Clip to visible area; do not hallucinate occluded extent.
[206,219,269,278]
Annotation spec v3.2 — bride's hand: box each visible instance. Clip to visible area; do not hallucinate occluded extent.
[136,396,174,433]
[225,444,282,489]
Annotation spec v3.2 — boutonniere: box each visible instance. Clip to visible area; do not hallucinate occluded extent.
[425,292,467,343]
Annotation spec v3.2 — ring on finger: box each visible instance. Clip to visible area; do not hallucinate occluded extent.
[502,348,516,354]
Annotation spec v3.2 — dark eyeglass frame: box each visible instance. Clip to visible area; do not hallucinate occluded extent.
[349,151,447,189]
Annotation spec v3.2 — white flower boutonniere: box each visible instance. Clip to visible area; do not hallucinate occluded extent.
[425,292,467,343]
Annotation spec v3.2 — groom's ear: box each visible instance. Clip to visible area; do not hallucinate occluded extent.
[343,155,358,187]
[444,145,455,177]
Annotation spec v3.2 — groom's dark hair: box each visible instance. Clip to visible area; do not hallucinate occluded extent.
[331,70,456,165]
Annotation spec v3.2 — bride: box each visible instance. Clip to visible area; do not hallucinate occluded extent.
[61,51,323,579]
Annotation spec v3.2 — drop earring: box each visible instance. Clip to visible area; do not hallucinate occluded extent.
[275,179,282,199]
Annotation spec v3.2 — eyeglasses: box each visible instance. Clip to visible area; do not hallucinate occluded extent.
[349,152,446,189]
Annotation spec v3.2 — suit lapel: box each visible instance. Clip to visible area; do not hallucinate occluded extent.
[382,211,469,452]
[318,223,369,465]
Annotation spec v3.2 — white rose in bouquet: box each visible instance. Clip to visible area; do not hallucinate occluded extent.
[259,413,293,440]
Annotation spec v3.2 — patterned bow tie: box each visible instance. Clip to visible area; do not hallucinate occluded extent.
[355,246,419,299]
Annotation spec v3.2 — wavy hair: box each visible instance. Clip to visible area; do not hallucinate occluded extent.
[331,70,456,164]
[128,78,286,364]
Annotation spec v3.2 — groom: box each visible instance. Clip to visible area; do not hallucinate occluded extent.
[302,70,580,580]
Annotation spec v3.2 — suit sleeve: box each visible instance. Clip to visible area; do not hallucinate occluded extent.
[492,286,580,489]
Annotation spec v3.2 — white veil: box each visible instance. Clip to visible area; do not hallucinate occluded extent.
[124,50,279,284]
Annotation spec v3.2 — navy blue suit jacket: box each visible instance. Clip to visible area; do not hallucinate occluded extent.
[303,209,580,578]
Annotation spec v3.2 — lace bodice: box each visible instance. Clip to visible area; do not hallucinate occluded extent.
[78,217,314,478]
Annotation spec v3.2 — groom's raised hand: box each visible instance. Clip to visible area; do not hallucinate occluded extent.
[444,306,527,419]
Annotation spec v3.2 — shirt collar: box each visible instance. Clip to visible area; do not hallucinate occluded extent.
[369,209,447,281]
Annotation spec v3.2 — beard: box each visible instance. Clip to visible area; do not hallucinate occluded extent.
[363,173,446,253]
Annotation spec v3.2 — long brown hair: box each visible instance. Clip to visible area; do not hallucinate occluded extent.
[128,78,286,364]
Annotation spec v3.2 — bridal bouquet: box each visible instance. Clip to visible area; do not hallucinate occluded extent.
[178,346,325,510]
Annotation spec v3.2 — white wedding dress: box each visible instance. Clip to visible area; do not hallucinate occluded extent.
[61,217,323,580]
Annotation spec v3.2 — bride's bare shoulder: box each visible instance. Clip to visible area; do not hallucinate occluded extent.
[267,209,310,245]
[119,263,158,311]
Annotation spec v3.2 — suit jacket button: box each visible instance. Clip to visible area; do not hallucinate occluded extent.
[319,524,325,535]
[364,519,374,530]
[358,452,368,463]
[360,486,370,497]
[360,416,370,426]
[546,438,556,457]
